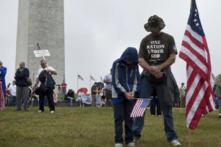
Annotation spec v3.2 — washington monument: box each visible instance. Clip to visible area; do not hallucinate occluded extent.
[15,0,65,86]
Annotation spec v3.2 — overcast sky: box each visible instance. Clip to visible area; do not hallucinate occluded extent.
[0,0,221,92]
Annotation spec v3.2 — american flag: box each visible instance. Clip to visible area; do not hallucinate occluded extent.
[179,0,216,130]
[37,42,41,50]
[90,75,96,81]
[130,99,150,117]
[78,74,83,81]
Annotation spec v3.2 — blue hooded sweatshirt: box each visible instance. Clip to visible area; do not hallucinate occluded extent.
[0,66,7,93]
[112,47,141,104]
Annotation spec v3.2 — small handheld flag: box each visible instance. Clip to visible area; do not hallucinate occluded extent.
[130,99,150,117]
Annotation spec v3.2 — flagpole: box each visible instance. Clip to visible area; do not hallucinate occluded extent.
[189,129,192,147]
[189,2,193,146]
[89,74,91,94]
[77,74,78,90]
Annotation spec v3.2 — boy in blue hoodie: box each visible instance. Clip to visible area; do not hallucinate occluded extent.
[112,47,141,147]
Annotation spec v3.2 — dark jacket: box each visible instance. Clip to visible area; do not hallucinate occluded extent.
[163,67,180,107]
[91,85,97,95]
[112,47,141,100]
[15,68,30,86]
[39,70,56,91]
[65,91,75,101]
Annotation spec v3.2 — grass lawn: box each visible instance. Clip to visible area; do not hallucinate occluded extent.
[0,107,220,147]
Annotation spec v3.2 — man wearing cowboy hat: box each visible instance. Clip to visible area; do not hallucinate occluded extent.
[132,15,181,146]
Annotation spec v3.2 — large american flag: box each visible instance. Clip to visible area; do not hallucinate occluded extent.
[130,99,150,117]
[78,74,83,81]
[179,0,216,130]
[90,75,96,81]
[37,42,41,50]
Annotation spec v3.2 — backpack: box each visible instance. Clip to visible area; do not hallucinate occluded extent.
[39,70,56,91]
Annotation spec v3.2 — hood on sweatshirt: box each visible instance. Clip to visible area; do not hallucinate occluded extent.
[119,47,139,64]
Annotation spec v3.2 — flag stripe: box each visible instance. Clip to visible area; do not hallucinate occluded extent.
[185,25,203,43]
[184,30,204,51]
[182,41,207,65]
[179,52,207,80]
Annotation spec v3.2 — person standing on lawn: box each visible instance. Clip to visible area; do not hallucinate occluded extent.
[104,68,113,109]
[0,61,7,110]
[58,85,61,94]
[112,47,141,147]
[8,80,17,106]
[15,62,30,111]
[150,90,161,116]
[60,80,67,100]
[214,73,221,118]
[91,82,97,107]
[179,82,186,108]
[35,60,57,113]
[132,15,181,146]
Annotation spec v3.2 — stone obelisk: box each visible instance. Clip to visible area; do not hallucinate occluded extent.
[15,0,65,86]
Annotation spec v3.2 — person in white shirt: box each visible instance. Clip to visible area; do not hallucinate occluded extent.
[34,60,57,113]
[77,89,85,107]
[179,82,186,108]
[103,68,113,109]
[8,80,16,106]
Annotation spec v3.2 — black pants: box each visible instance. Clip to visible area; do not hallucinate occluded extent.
[113,99,133,144]
[39,88,55,111]
[150,97,161,116]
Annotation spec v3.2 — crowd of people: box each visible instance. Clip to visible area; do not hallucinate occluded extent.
[1,14,221,147]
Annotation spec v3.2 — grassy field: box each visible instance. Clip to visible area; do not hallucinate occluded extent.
[0,107,221,147]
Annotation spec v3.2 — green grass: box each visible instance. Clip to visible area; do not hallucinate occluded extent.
[0,108,221,147]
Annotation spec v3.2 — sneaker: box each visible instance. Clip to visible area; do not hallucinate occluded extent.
[50,110,55,113]
[115,143,123,147]
[151,115,155,116]
[158,115,161,117]
[170,140,181,146]
[133,137,139,143]
[127,142,136,147]
[38,110,43,113]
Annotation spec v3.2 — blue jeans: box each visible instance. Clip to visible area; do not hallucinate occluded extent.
[8,96,16,106]
[68,97,74,106]
[114,99,134,144]
[61,91,66,100]
[132,76,178,142]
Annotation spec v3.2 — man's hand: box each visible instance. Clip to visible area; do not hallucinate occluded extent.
[124,92,133,100]
[154,72,164,78]
[46,69,51,73]
[149,66,162,75]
